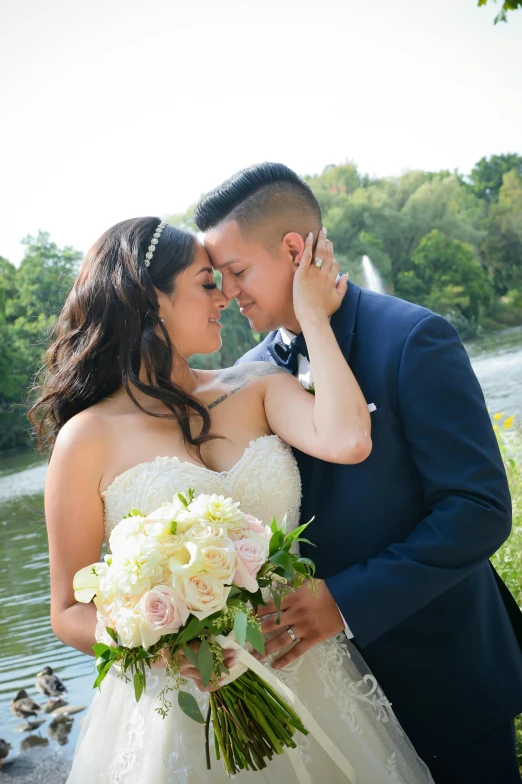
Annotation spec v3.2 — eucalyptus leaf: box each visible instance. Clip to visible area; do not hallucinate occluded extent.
[133,669,145,702]
[183,644,200,670]
[246,620,265,655]
[233,610,248,648]
[198,639,214,687]
[178,690,206,724]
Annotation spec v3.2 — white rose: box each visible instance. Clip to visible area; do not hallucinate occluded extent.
[174,573,231,620]
[109,515,147,554]
[168,541,205,578]
[184,523,230,546]
[109,535,166,598]
[114,606,145,649]
[201,542,238,583]
[188,494,245,527]
[152,533,186,559]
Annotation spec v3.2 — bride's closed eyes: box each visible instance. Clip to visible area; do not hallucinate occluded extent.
[203,283,218,290]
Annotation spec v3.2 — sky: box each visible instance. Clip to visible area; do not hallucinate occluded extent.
[0,0,521,265]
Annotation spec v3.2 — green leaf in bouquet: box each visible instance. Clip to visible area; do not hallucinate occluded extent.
[183,644,200,670]
[269,530,285,556]
[280,514,288,534]
[270,517,279,534]
[170,520,177,535]
[198,639,214,687]
[294,537,316,548]
[133,668,146,702]
[105,626,118,643]
[123,508,144,518]
[284,522,312,547]
[233,610,248,648]
[177,492,190,509]
[178,690,206,724]
[92,642,111,659]
[271,588,282,621]
[177,612,219,645]
[246,619,265,655]
[246,587,267,614]
[269,549,295,580]
[297,557,316,576]
[93,659,113,690]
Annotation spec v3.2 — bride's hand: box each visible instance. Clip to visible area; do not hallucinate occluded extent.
[178,640,239,692]
[293,228,348,325]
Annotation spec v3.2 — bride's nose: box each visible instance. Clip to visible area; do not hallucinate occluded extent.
[214,289,228,310]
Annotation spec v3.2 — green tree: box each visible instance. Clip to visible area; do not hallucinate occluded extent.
[482,169,522,294]
[396,229,493,328]
[0,234,81,449]
[478,0,522,24]
[467,154,522,203]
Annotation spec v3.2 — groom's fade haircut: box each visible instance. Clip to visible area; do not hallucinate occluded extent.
[193,162,322,252]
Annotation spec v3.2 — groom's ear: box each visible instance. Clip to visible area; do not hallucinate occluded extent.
[281,232,306,268]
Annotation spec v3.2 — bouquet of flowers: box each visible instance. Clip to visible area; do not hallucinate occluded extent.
[73,489,316,776]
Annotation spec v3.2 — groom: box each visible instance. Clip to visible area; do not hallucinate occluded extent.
[195,163,522,782]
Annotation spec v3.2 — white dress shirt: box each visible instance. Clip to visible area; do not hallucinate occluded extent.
[278,327,355,641]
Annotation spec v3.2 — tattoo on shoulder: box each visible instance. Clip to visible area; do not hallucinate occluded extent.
[216,363,285,386]
[206,364,285,411]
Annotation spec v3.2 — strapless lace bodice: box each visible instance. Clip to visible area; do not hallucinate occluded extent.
[101,435,302,543]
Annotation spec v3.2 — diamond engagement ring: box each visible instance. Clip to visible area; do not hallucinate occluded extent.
[314,257,324,268]
[287,627,297,642]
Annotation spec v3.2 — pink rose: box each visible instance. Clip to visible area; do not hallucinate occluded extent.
[244,515,266,535]
[233,539,268,593]
[139,585,190,635]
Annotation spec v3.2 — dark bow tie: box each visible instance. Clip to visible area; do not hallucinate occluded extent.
[267,332,309,374]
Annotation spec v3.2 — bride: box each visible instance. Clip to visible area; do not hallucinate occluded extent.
[32,217,433,782]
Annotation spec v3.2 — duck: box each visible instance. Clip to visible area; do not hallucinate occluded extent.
[0,739,12,769]
[35,666,67,699]
[11,690,42,719]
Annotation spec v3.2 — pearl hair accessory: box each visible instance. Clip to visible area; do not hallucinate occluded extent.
[144,221,167,267]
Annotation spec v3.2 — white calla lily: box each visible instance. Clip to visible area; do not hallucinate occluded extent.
[168,541,205,577]
[73,563,103,603]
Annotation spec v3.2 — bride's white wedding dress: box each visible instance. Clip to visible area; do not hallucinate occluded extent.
[67,435,433,783]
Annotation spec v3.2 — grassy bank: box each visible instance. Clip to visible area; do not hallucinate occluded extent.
[489,414,522,767]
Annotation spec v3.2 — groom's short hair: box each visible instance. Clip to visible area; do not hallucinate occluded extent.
[193,162,322,247]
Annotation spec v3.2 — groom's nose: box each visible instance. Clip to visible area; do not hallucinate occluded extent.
[221,272,241,301]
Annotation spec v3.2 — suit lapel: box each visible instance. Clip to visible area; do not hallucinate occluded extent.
[304,283,362,521]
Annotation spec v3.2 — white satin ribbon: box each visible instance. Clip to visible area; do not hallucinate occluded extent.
[213,633,357,784]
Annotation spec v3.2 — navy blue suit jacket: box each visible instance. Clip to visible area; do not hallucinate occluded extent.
[237,283,522,759]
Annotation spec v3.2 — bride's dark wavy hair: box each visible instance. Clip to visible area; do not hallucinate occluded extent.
[29,217,217,459]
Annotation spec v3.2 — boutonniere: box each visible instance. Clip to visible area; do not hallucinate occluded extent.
[302,381,315,395]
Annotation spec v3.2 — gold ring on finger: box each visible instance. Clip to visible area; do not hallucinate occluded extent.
[314,257,324,268]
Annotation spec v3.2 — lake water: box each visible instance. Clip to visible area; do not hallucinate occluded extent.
[0,325,521,765]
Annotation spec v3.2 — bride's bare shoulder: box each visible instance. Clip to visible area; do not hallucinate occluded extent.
[51,408,111,473]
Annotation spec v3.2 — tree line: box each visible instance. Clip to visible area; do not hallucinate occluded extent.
[0,153,521,451]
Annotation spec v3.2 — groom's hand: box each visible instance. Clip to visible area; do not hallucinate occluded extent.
[256,580,345,669]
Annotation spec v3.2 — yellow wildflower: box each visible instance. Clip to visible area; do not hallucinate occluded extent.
[493,424,499,431]
[504,416,515,430]
[493,412,505,421]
